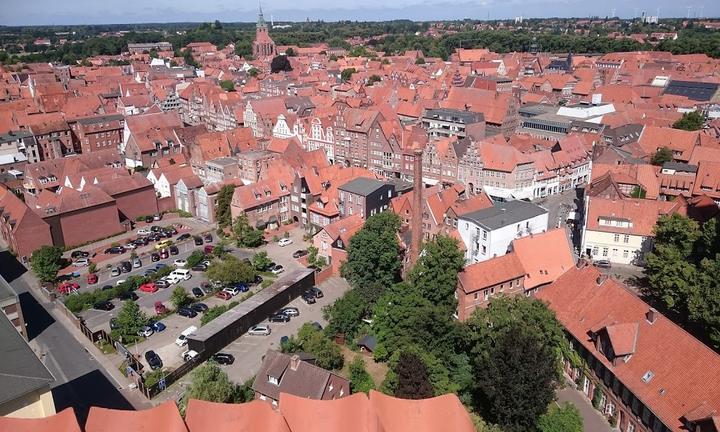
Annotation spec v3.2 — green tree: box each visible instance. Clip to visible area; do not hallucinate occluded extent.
[323,289,368,340]
[114,300,148,342]
[247,67,259,77]
[186,250,205,268]
[348,355,375,394]
[233,214,264,247]
[651,146,673,165]
[270,55,292,73]
[219,80,235,92]
[285,47,297,56]
[394,351,433,399]
[148,48,158,58]
[284,323,344,370]
[672,111,704,131]
[408,235,465,313]
[341,212,402,290]
[652,213,700,257]
[538,403,583,432]
[215,185,236,228]
[367,74,381,85]
[644,245,698,318]
[341,67,356,81]
[415,57,426,64]
[475,325,558,432]
[252,251,273,271]
[180,362,240,411]
[30,245,64,283]
[170,286,192,309]
[693,257,720,347]
[206,255,255,286]
[201,304,229,325]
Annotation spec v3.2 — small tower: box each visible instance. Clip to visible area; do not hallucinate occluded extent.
[253,3,276,58]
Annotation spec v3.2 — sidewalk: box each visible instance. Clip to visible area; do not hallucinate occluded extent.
[557,385,613,432]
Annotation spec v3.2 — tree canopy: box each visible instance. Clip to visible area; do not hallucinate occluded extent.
[538,403,584,432]
[282,323,344,370]
[30,245,64,283]
[170,286,192,309]
[215,185,236,228]
[219,80,235,92]
[651,146,673,166]
[672,110,705,131]
[113,300,148,343]
[348,356,375,394]
[393,351,434,399]
[408,235,465,314]
[206,255,256,286]
[180,362,247,412]
[270,55,292,73]
[232,214,264,247]
[341,67,356,81]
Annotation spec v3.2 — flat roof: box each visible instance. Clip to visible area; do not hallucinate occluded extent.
[461,200,547,231]
[191,269,313,343]
[338,177,388,196]
[0,312,55,405]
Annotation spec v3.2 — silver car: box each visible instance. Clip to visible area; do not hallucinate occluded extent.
[248,324,271,336]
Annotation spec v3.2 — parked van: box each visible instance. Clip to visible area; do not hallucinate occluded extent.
[170,268,192,281]
[175,325,198,346]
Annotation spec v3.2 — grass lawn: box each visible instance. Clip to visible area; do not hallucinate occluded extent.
[338,345,388,387]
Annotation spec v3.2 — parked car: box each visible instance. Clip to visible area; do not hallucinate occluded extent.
[311,322,323,331]
[216,291,232,301]
[175,326,197,346]
[133,258,142,268]
[155,280,170,289]
[153,214,161,221]
[150,225,162,233]
[190,303,208,313]
[101,284,113,291]
[137,326,154,338]
[115,279,126,286]
[109,318,118,330]
[253,275,263,285]
[278,238,293,247]
[248,324,271,336]
[280,307,300,317]
[119,291,139,301]
[593,260,612,269]
[120,261,132,273]
[203,233,213,242]
[151,252,160,262]
[145,350,162,370]
[169,245,179,255]
[94,300,114,311]
[139,282,158,293]
[301,291,316,304]
[193,236,203,245]
[73,257,91,267]
[308,286,324,298]
[110,267,121,277]
[145,216,154,223]
[223,286,241,296]
[104,246,126,255]
[159,249,170,259]
[170,269,192,281]
[191,287,205,298]
[204,245,214,254]
[182,350,199,362]
[154,301,169,315]
[57,282,80,295]
[155,240,172,250]
[87,273,98,284]
[178,307,198,318]
[292,249,308,258]
[211,353,234,365]
[271,264,285,275]
[191,263,208,272]
[137,228,151,236]
[124,242,137,250]
[144,269,157,277]
[150,321,166,332]
[173,259,188,268]
[231,282,248,292]
[134,237,149,246]
[71,250,90,259]
[155,263,168,270]
[269,313,290,323]
[177,233,191,241]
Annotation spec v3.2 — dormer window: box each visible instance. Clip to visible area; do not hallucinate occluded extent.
[641,370,654,383]
[268,375,279,386]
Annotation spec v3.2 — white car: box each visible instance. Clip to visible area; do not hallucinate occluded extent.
[170,269,192,281]
[277,238,293,247]
[116,279,126,286]
[173,259,188,268]
[248,324,271,336]
[175,326,197,346]
[137,228,151,236]
[73,257,90,267]
[137,326,154,338]
[271,265,285,275]
[223,286,241,296]
[182,350,199,362]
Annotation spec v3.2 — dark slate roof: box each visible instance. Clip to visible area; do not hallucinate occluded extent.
[662,161,698,173]
[460,200,547,231]
[357,334,377,351]
[0,313,55,405]
[422,108,484,124]
[75,114,125,125]
[664,80,719,102]
[0,130,34,144]
[338,177,387,196]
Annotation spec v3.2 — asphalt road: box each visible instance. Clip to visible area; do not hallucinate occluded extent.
[0,250,138,424]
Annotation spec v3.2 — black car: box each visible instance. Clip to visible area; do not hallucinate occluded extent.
[104,246,126,254]
[203,233,213,242]
[190,303,209,313]
[145,350,163,370]
[593,260,612,269]
[191,264,207,272]
[94,300,114,311]
[109,318,119,330]
[269,313,290,323]
[211,353,235,365]
[120,261,132,273]
[169,245,179,255]
[308,286,324,298]
[164,227,178,235]
[191,287,205,298]
[193,236,203,245]
[178,233,192,241]
[119,291,139,301]
[134,237,149,246]
[302,291,316,304]
[148,233,162,242]
[254,275,263,285]
[101,284,114,291]
[71,250,90,259]
[145,216,154,223]
[150,225,162,233]
[178,307,198,318]
[151,252,160,262]
[292,249,308,258]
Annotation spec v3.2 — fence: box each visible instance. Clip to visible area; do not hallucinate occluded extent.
[139,349,211,399]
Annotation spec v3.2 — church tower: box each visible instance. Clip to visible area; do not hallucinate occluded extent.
[253,4,277,58]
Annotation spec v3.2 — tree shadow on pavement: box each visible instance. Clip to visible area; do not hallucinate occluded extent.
[0,250,27,283]
[52,369,134,426]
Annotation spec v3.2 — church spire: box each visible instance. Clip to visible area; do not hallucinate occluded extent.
[257,2,266,27]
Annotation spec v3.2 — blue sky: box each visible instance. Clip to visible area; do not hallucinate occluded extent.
[1,0,718,25]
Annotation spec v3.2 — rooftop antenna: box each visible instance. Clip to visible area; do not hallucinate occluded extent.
[686,6,692,19]
[271,14,274,27]
[611,8,616,17]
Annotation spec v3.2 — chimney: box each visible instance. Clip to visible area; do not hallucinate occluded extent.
[646,308,657,324]
[290,354,301,371]
[596,274,608,286]
[410,149,423,266]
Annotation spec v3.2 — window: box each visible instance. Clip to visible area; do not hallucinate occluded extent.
[482,230,487,240]
[602,247,608,257]
[474,292,478,300]
[627,423,635,432]
[624,235,630,243]
[623,250,629,258]
[481,245,487,255]
[612,248,618,257]
[614,234,620,242]
[592,246,599,256]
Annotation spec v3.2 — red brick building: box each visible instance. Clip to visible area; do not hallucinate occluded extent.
[70,114,125,154]
[0,185,52,260]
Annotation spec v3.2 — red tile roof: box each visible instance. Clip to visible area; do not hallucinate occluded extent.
[0,407,81,432]
[537,266,720,432]
[511,228,575,289]
[85,401,187,432]
[585,196,686,237]
[369,390,474,432]
[185,399,290,432]
[458,252,525,294]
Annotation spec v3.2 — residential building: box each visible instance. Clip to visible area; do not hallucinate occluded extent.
[252,350,349,406]
[204,157,239,184]
[0,130,39,165]
[0,274,26,338]
[338,177,396,219]
[0,313,55,418]
[0,185,53,260]
[127,42,172,54]
[458,199,548,263]
[70,114,125,154]
[537,264,720,432]
[421,109,486,139]
[313,214,364,270]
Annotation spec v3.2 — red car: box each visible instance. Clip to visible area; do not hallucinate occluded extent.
[154,301,168,315]
[204,245,214,254]
[139,282,158,293]
[216,291,232,301]
[57,282,80,295]
[87,273,98,284]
